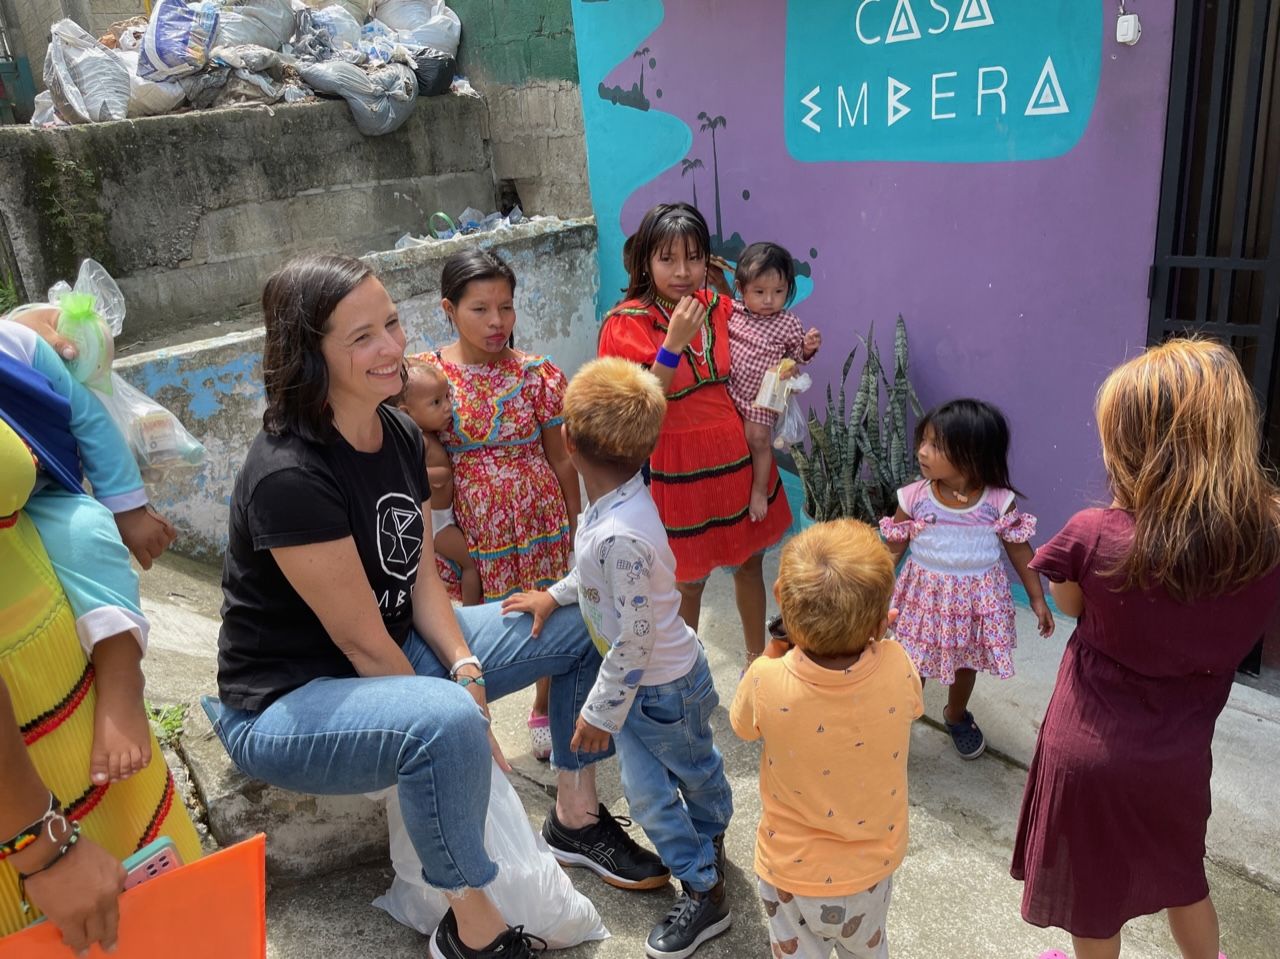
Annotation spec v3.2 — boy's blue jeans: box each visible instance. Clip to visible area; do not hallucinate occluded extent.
[211,604,609,892]
[615,651,733,893]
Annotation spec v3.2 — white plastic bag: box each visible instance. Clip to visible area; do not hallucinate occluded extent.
[29,91,65,127]
[98,375,207,479]
[138,0,220,81]
[296,59,417,135]
[312,5,363,49]
[773,393,808,452]
[372,761,609,949]
[44,19,132,124]
[767,370,811,452]
[16,258,128,391]
[303,0,368,24]
[116,50,187,117]
[370,0,458,56]
[213,0,296,51]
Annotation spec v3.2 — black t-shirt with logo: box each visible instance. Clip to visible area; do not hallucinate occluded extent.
[217,405,428,710]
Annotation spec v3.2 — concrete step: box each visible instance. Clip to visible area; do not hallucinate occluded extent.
[140,551,1280,959]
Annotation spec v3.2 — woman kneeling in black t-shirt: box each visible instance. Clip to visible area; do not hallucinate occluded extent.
[213,255,669,959]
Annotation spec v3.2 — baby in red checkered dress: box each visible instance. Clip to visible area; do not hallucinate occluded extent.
[727,242,822,522]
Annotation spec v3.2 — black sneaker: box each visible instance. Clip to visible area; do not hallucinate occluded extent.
[711,833,726,876]
[430,909,546,959]
[542,803,671,890]
[645,878,732,959]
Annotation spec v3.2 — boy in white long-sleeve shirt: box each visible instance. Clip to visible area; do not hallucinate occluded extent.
[503,357,734,959]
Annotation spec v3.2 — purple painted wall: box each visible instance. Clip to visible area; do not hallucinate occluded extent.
[580,1,1176,542]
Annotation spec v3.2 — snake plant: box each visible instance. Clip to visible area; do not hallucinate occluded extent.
[792,315,922,523]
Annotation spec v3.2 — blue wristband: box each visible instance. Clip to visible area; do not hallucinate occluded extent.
[654,346,681,369]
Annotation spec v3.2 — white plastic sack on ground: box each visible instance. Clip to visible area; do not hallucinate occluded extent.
[116,50,186,117]
[29,91,66,127]
[303,0,367,24]
[213,0,296,51]
[44,19,131,124]
[138,0,220,80]
[311,5,362,49]
[209,43,291,73]
[372,760,609,949]
[296,59,417,135]
[114,21,148,51]
[370,0,458,56]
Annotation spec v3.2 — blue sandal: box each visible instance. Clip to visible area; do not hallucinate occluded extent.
[945,710,986,759]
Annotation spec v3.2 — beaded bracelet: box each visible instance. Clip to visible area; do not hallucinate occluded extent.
[0,792,64,861]
[18,819,81,915]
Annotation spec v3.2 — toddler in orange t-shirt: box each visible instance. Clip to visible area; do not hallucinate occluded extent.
[730,519,923,959]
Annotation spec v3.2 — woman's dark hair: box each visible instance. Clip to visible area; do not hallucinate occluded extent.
[622,202,711,302]
[915,398,1023,497]
[735,241,797,306]
[440,249,517,304]
[262,253,374,442]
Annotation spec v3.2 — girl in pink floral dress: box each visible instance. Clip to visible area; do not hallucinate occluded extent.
[879,399,1053,760]
[418,250,580,758]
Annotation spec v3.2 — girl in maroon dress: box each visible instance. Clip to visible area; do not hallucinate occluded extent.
[1012,339,1280,959]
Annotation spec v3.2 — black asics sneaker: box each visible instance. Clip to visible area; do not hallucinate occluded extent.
[541,803,671,890]
[430,909,546,959]
[645,878,732,959]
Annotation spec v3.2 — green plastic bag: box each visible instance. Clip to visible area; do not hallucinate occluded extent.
[55,290,115,393]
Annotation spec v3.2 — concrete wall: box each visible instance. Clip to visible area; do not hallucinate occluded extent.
[86,0,144,37]
[6,0,61,98]
[3,0,119,101]
[115,219,599,563]
[0,95,497,346]
[450,0,591,217]
[573,0,1175,544]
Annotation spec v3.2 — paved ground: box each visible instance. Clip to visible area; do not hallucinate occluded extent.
[139,550,1280,959]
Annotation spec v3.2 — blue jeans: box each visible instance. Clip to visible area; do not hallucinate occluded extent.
[212,604,609,891]
[615,652,733,892]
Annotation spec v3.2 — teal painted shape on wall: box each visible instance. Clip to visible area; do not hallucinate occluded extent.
[573,0,689,315]
[784,0,1102,162]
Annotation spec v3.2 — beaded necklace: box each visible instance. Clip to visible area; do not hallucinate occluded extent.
[652,294,711,363]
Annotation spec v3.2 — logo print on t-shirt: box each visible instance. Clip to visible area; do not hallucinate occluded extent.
[376,492,423,581]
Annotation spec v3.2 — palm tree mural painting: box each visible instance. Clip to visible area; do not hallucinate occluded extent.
[680,158,704,210]
[633,46,651,97]
[697,112,727,241]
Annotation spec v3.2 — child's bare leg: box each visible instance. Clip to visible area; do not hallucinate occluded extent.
[532,677,550,717]
[1167,896,1220,959]
[943,668,977,724]
[1071,933,1122,959]
[459,563,483,606]
[90,632,151,785]
[744,421,774,522]
[677,580,706,632]
[732,552,767,660]
[434,527,483,607]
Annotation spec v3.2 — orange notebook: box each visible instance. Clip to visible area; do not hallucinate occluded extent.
[0,834,266,958]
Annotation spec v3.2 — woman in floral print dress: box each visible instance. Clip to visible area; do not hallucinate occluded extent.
[418,250,579,757]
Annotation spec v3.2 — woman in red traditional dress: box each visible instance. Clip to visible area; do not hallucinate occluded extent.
[598,203,792,663]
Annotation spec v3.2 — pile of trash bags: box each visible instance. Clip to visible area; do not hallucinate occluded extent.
[33,0,465,136]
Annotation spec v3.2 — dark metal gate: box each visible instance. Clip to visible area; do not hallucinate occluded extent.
[1148,0,1280,682]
